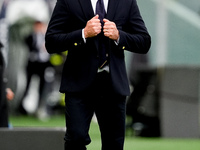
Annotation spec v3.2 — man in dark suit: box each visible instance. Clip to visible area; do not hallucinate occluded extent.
[45,0,151,149]
[18,21,51,115]
[0,41,8,127]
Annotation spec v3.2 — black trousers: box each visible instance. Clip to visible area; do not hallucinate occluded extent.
[18,61,51,114]
[64,71,126,150]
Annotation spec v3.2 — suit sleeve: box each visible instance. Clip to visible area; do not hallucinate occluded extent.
[45,0,83,54]
[118,0,151,54]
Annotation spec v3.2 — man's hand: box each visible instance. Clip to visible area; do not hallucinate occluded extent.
[84,15,102,38]
[6,88,14,101]
[103,19,119,41]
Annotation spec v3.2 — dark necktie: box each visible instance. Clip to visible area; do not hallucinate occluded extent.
[96,0,106,26]
[96,0,107,69]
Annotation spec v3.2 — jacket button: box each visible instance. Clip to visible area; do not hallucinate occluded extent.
[122,46,125,50]
[74,43,78,46]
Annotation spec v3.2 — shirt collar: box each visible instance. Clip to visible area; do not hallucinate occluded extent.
[91,0,109,13]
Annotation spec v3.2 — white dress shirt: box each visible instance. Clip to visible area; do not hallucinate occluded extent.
[91,0,109,14]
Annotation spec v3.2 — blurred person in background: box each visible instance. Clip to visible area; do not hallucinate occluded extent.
[17,21,52,117]
[45,0,151,149]
[0,41,14,127]
[126,53,160,137]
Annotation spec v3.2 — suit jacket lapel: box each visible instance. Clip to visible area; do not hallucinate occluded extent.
[78,0,94,20]
[106,0,120,20]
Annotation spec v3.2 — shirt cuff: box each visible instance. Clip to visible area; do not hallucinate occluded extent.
[114,36,120,45]
[82,29,86,43]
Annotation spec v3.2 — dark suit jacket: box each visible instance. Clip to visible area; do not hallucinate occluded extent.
[45,0,151,96]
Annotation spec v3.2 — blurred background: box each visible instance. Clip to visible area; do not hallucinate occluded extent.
[0,0,200,143]
[0,0,66,121]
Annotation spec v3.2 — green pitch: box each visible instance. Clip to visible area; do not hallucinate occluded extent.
[10,115,200,150]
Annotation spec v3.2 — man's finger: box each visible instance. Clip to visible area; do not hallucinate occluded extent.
[93,15,99,19]
[103,18,109,22]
